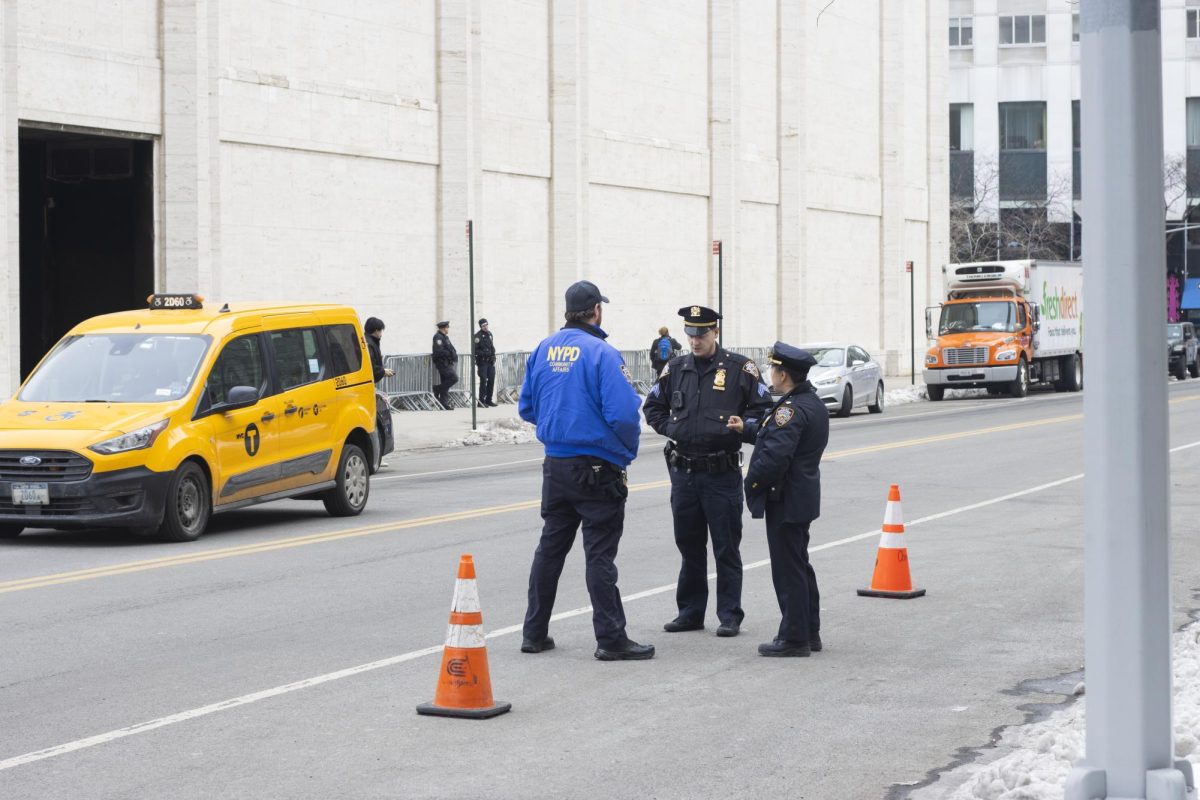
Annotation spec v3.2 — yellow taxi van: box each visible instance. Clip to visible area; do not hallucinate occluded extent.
[0,295,379,542]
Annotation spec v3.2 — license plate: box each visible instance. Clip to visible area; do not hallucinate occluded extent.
[12,483,49,505]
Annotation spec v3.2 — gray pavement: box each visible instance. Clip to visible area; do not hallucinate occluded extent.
[3,384,1200,799]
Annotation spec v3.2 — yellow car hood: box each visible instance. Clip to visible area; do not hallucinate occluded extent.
[0,402,176,442]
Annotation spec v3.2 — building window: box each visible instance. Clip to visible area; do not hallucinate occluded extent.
[1000,102,1046,151]
[1073,13,1080,43]
[999,15,1047,45]
[1189,9,1200,40]
[999,102,1047,202]
[950,104,974,151]
[1187,98,1200,198]
[1073,100,1081,200]
[950,17,974,47]
[951,104,975,201]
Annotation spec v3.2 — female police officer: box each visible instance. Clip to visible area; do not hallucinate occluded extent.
[727,343,829,657]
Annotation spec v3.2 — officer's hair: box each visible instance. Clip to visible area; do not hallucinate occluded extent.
[779,365,809,385]
[564,308,598,324]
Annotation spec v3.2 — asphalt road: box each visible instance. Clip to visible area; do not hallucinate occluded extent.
[3,383,1200,799]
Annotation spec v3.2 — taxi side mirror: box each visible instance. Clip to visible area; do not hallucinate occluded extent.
[211,385,259,414]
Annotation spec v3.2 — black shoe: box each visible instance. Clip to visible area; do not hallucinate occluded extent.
[520,636,555,654]
[716,620,740,638]
[809,635,823,652]
[663,617,704,633]
[758,639,811,657]
[594,640,655,661]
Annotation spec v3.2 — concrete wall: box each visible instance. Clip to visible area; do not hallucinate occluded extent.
[0,0,947,395]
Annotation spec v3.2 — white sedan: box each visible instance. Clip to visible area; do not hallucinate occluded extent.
[797,342,885,417]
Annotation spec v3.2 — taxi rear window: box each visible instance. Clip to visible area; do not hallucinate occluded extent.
[20,333,211,403]
[325,324,363,378]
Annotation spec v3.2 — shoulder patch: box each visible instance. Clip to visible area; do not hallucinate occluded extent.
[774,406,795,427]
[742,360,760,378]
[620,364,634,385]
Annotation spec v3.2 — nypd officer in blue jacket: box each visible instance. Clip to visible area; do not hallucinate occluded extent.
[643,305,773,637]
[728,343,828,657]
[518,280,655,661]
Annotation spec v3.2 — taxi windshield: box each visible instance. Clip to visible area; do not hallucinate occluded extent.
[939,301,1016,334]
[20,333,211,403]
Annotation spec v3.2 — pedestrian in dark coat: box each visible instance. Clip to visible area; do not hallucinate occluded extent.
[364,317,393,384]
[649,326,682,376]
[474,318,497,407]
[432,321,458,410]
[729,342,828,657]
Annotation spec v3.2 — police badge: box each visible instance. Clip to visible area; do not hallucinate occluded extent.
[774,406,795,427]
[713,368,727,391]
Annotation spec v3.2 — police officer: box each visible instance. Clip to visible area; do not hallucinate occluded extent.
[432,321,458,410]
[518,280,654,661]
[642,305,773,637]
[473,318,497,407]
[729,343,828,657]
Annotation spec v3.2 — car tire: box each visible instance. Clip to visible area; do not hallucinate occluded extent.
[0,524,23,539]
[836,387,853,417]
[1010,358,1029,398]
[1063,353,1083,392]
[867,382,884,414]
[1174,357,1188,381]
[1191,359,1199,379]
[323,444,370,517]
[927,385,945,402]
[158,462,211,543]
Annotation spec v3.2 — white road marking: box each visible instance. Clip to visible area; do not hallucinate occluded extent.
[4,438,1200,773]
[373,457,543,482]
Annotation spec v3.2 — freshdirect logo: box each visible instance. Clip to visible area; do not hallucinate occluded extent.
[1042,282,1080,321]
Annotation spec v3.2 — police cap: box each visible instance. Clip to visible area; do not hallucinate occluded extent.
[565,280,609,312]
[768,341,817,373]
[679,305,721,336]
[437,320,450,328]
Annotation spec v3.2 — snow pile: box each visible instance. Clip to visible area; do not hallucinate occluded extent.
[932,623,1200,800]
[445,416,539,447]
[886,385,928,406]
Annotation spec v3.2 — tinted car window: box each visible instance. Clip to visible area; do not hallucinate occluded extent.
[207,335,266,406]
[850,346,870,364]
[271,328,325,390]
[325,324,363,378]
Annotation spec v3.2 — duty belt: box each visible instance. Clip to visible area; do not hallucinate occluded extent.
[665,444,742,473]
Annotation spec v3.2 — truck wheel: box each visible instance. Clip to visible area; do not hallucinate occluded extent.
[0,524,23,539]
[867,382,884,414]
[1010,358,1029,398]
[1191,358,1199,379]
[1174,357,1188,381]
[836,387,853,417]
[158,462,211,542]
[1064,354,1083,392]
[927,385,945,402]
[323,444,370,517]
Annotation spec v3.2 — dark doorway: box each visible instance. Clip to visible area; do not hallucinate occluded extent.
[19,128,154,377]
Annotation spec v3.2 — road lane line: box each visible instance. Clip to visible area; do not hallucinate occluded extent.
[373,457,545,482]
[8,439,1200,772]
[5,397,1197,594]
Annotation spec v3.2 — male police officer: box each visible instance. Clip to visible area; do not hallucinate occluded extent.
[432,321,458,410]
[729,343,828,657]
[473,319,497,407]
[518,280,654,661]
[642,305,773,637]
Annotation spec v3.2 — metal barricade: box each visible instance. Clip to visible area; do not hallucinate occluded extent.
[378,354,442,411]
[494,351,529,404]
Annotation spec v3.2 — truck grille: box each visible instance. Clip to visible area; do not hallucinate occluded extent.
[0,451,93,482]
[944,347,989,366]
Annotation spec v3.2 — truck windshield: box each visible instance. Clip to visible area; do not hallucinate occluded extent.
[939,301,1016,335]
[19,333,210,403]
[1168,324,1183,342]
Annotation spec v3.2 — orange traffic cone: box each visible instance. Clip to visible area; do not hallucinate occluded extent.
[857,485,926,599]
[416,554,511,719]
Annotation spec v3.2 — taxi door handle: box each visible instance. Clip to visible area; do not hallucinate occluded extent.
[261,412,276,422]
[284,405,299,416]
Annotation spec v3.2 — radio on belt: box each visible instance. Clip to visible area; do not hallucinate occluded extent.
[147,293,204,310]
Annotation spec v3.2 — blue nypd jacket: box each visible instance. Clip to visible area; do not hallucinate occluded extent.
[518,322,642,467]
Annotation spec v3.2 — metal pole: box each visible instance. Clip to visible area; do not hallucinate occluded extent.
[909,261,915,385]
[467,220,477,432]
[1066,2,1192,798]
[717,240,724,347]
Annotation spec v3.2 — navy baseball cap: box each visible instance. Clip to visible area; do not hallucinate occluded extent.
[565,280,609,312]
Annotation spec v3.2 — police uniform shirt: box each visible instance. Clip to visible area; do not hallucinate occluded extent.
[432,331,457,366]
[742,382,830,522]
[643,349,773,455]
[473,329,496,363]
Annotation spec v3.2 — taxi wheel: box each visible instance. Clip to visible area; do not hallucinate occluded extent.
[323,444,369,517]
[0,524,23,539]
[159,462,211,542]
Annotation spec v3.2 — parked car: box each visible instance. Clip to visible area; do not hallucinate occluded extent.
[1168,322,1199,380]
[798,342,885,417]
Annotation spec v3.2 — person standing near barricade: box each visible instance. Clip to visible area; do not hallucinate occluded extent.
[649,326,681,376]
[642,305,773,638]
[474,318,497,407]
[518,280,654,662]
[364,317,394,384]
[727,343,828,657]
[364,317,395,469]
[432,320,458,410]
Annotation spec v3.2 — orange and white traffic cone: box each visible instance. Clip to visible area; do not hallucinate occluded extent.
[857,484,926,599]
[416,554,511,719]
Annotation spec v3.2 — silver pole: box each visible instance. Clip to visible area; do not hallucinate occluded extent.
[1066,2,1192,798]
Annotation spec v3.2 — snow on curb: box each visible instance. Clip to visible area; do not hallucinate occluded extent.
[920,622,1200,800]
[886,385,985,407]
[443,416,539,447]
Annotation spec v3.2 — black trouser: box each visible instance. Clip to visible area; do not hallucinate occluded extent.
[764,508,820,643]
[434,366,458,408]
[524,456,629,649]
[669,467,745,626]
[477,362,495,404]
